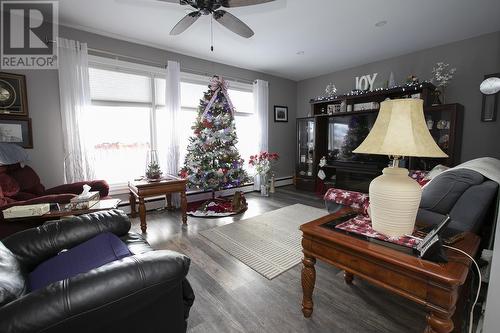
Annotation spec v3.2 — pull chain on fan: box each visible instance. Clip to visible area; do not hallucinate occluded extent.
[210,16,214,52]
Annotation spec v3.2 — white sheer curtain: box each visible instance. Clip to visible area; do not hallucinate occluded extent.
[165,60,181,206]
[252,79,269,190]
[57,38,95,183]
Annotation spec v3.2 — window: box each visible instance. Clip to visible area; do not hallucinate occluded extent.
[86,57,257,187]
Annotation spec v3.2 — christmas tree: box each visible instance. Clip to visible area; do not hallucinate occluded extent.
[180,76,248,195]
[340,116,370,160]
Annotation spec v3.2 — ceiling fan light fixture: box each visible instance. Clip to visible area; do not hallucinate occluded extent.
[166,0,269,38]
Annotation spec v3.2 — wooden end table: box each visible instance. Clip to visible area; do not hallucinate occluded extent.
[128,176,188,233]
[300,210,480,333]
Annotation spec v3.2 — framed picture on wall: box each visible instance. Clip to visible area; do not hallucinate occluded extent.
[481,73,499,122]
[274,105,288,122]
[0,116,33,148]
[0,72,29,116]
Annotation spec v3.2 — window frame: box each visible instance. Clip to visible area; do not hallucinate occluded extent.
[87,56,255,192]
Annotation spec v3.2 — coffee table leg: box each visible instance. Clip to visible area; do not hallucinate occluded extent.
[181,191,187,224]
[139,197,147,233]
[301,254,316,318]
[425,310,454,333]
[344,271,354,285]
[129,192,137,218]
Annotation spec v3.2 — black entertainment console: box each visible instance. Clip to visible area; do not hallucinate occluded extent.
[295,83,463,193]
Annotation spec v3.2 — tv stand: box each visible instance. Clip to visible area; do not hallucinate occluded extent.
[323,164,381,193]
[295,83,463,192]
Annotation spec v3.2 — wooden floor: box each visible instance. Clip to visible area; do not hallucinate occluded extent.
[130,186,427,333]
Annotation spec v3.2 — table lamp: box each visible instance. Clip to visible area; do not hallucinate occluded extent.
[353,99,447,237]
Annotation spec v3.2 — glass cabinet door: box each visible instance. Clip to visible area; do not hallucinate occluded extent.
[297,118,315,177]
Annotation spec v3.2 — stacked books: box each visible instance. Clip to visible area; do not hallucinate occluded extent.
[3,204,50,219]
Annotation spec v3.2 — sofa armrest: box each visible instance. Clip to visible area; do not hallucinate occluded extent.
[45,180,110,198]
[0,250,192,333]
[2,209,131,270]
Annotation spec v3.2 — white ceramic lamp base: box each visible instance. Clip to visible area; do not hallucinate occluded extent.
[369,167,422,237]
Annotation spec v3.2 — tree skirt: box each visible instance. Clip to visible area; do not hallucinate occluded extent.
[188,193,247,218]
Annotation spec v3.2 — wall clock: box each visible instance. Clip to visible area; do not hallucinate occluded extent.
[0,80,16,109]
[0,72,28,116]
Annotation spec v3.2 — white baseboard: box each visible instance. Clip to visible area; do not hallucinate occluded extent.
[116,176,293,214]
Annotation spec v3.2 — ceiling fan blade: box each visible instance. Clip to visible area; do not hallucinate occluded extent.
[170,11,201,35]
[213,10,254,38]
[220,0,275,8]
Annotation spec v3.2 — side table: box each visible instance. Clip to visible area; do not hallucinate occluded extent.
[128,176,188,233]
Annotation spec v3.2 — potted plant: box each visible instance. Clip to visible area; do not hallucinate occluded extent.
[145,150,162,181]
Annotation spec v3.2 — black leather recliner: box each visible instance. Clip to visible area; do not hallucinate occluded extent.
[0,209,195,333]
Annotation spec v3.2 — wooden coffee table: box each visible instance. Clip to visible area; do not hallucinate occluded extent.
[128,175,188,233]
[300,210,480,333]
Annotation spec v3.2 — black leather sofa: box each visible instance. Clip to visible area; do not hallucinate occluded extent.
[0,209,195,333]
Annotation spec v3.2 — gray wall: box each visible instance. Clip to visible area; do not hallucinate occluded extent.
[1,68,64,188]
[297,31,500,163]
[8,25,297,187]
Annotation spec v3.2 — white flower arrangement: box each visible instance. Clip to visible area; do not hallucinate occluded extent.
[431,62,457,88]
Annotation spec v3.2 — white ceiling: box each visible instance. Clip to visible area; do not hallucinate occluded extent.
[58,0,500,81]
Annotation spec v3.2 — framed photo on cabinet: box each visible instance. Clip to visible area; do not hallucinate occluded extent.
[0,72,29,116]
[0,116,33,148]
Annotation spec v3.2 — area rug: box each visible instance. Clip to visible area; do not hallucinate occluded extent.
[200,204,328,279]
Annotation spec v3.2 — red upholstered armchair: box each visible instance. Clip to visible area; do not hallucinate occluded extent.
[0,163,109,213]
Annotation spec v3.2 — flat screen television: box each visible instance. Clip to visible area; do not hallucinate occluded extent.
[327,114,388,167]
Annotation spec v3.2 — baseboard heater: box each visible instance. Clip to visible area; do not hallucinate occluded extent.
[117,176,294,211]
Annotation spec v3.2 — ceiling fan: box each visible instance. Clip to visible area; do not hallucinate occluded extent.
[158,0,275,38]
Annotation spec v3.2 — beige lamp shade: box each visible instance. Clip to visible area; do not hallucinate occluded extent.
[353,99,448,158]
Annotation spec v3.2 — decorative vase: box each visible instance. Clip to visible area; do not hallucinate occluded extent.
[269,173,276,193]
[440,87,446,104]
[259,173,269,196]
[432,90,442,105]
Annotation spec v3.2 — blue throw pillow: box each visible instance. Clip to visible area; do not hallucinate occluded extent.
[28,232,131,291]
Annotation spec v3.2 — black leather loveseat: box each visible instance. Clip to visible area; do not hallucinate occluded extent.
[0,209,195,333]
